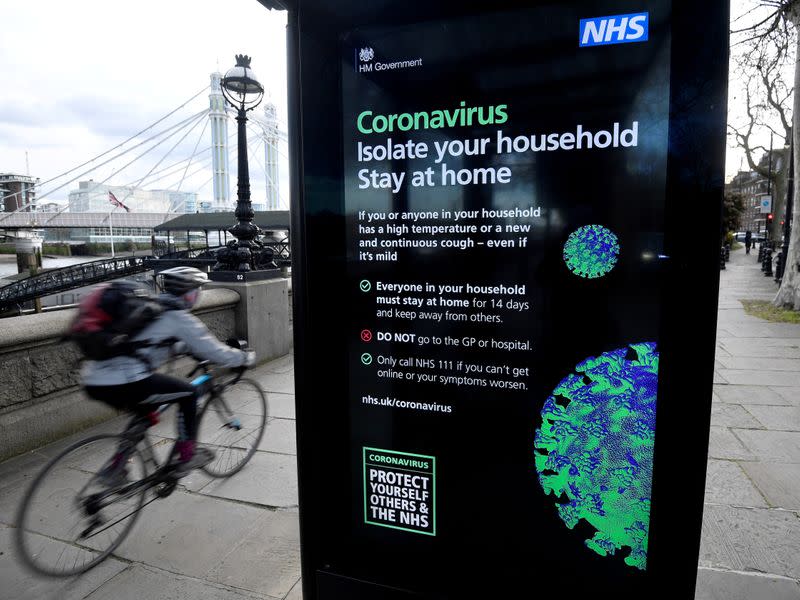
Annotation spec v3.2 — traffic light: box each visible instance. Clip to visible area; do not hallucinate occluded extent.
[768,213,774,223]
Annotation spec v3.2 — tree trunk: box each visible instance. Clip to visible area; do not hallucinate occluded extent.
[774,27,800,309]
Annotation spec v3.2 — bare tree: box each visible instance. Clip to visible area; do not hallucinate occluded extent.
[731,1,800,308]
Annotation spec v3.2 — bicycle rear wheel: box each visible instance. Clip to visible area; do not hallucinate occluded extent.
[14,434,147,577]
[197,377,268,477]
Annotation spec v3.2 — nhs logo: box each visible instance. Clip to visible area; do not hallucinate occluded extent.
[579,12,649,47]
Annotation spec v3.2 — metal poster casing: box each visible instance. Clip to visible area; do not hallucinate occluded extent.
[289,1,729,598]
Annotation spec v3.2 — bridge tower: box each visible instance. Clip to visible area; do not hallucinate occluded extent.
[209,72,230,213]
[262,101,281,210]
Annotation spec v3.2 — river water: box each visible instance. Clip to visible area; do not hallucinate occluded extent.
[0,254,117,279]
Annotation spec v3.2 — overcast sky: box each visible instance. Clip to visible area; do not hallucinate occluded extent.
[726,0,788,179]
[0,1,785,206]
[0,0,288,206]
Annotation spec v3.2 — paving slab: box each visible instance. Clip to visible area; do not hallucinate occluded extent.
[83,563,273,600]
[258,372,295,396]
[732,429,800,463]
[717,357,800,371]
[742,405,800,432]
[694,568,800,600]
[713,372,729,385]
[0,525,128,600]
[259,418,297,456]
[268,393,296,420]
[699,505,800,580]
[200,452,298,509]
[770,386,800,406]
[717,324,800,339]
[717,339,800,359]
[263,354,295,374]
[713,385,791,406]
[110,491,269,580]
[709,404,764,430]
[739,463,800,511]
[707,427,756,461]
[714,345,733,358]
[716,369,800,387]
[0,453,145,538]
[0,450,49,497]
[703,460,768,508]
[207,509,301,598]
[284,579,303,600]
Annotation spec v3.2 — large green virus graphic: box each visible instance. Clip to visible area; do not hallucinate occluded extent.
[534,343,658,570]
[563,225,620,278]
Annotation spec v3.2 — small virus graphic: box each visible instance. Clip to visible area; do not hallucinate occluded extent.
[534,343,658,570]
[563,225,620,278]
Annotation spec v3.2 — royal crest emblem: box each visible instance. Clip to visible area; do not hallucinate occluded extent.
[359,47,375,62]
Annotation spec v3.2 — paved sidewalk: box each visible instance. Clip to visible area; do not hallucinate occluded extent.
[1,248,800,599]
[696,247,800,599]
[0,354,303,600]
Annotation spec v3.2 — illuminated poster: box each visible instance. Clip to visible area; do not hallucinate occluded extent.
[292,1,727,598]
[344,0,666,574]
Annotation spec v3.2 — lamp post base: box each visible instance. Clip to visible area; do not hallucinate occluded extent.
[209,268,282,282]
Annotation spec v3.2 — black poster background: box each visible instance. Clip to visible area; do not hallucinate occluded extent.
[290,1,727,598]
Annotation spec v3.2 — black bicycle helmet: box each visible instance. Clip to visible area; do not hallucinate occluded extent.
[159,266,209,296]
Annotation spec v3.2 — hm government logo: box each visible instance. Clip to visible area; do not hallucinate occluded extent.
[355,46,424,74]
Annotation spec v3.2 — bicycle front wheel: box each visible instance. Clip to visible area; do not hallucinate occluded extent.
[197,377,268,477]
[14,434,147,577]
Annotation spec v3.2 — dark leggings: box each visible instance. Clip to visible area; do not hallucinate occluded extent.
[85,374,199,440]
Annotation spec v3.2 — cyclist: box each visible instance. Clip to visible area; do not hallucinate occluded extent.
[81,266,255,481]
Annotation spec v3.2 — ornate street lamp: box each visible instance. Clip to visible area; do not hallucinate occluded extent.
[214,54,265,273]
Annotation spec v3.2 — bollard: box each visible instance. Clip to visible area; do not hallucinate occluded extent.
[720,246,726,270]
[764,248,773,277]
[724,243,731,262]
[757,244,766,263]
[775,251,784,283]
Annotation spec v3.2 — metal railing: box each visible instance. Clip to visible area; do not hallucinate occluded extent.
[0,256,155,311]
[0,242,292,312]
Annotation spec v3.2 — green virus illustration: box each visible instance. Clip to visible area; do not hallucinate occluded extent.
[534,342,658,570]
[563,225,620,278]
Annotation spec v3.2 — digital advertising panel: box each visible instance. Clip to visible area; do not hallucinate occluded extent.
[288,2,728,598]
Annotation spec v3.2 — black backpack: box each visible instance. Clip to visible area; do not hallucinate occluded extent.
[68,281,164,361]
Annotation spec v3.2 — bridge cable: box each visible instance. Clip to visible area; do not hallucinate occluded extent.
[0,86,210,207]
[0,109,210,223]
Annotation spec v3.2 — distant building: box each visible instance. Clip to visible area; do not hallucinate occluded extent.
[728,170,769,234]
[0,173,39,213]
[726,149,788,239]
[37,202,63,213]
[68,181,197,214]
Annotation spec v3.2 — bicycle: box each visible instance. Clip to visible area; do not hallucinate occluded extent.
[13,351,268,577]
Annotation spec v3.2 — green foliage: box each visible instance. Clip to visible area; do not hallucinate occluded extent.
[42,244,71,256]
[741,300,800,322]
[722,191,744,239]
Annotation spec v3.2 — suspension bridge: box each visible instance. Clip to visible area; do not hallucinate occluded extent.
[0,71,291,312]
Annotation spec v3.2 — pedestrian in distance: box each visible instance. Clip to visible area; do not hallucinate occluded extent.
[745,230,752,255]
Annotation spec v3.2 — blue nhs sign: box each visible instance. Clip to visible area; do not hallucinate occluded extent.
[579,12,649,47]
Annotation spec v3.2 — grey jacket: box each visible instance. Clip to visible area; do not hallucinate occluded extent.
[81,299,248,386]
